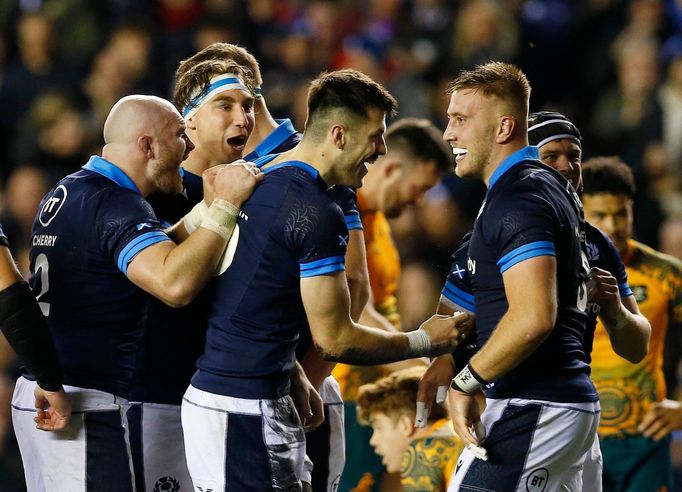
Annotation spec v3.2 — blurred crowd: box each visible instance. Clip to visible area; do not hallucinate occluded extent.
[0,0,682,489]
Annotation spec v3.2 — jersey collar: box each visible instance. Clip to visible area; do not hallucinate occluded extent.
[244,119,297,161]
[487,146,540,190]
[83,156,141,194]
[263,160,320,181]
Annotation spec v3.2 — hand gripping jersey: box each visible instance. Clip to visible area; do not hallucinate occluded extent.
[466,147,596,403]
[192,161,348,399]
[28,156,171,398]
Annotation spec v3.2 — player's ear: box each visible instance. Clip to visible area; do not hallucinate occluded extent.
[382,159,402,178]
[398,414,416,437]
[331,125,346,150]
[138,135,154,159]
[496,115,515,144]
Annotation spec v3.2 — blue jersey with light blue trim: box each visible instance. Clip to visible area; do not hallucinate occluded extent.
[468,146,596,403]
[129,169,206,404]
[249,120,362,231]
[582,221,632,362]
[192,161,347,399]
[27,156,171,397]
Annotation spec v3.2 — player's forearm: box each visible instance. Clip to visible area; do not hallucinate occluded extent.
[0,281,63,391]
[154,228,229,306]
[151,201,237,306]
[601,303,650,363]
[315,321,424,365]
[468,307,553,382]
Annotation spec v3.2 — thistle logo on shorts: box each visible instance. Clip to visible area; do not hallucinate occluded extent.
[39,185,68,227]
[153,476,180,492]
[526,468,548,491]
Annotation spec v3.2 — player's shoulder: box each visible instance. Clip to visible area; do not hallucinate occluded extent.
[632,240,682,279]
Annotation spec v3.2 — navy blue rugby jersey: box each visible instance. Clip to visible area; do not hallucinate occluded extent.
[441,232,479,369]
[129,168,205,404]
[28,156,171,397]
[581,221,633,362]
[467,146,597,403]
[249,120,362,232]
[192,161,347,399]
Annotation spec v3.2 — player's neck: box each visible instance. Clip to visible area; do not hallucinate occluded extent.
[281,139,336,185]
[244,99,278,157]
[182,147,216,175]
[483,141,527,187]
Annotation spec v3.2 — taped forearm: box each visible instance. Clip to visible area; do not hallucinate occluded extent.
[0,281,62,391]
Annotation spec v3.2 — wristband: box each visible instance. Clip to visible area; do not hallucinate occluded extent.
[200,199,239,241]
[450,363,487,394]
[182,200,209,234]
[406,328,431,356]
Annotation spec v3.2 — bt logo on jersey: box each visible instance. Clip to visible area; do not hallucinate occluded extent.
[39,185,68,227]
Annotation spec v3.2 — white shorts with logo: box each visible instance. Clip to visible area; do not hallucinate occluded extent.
[11,376,135,492]
[127,401,191,492]
[181,384,306,492]
[449,398,600,492]
[303,375,345,491]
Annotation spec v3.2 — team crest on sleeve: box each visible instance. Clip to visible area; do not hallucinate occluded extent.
[39,185,68,227]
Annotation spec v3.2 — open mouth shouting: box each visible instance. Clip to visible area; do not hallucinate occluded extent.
[226,134,248,153]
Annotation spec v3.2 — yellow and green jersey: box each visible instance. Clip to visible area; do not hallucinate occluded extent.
[591,239,682,438]
[400,419,464,492]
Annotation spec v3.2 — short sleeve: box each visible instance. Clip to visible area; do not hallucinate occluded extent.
[97,190,172,276]
[441,233,475,313]
[591,226,633,298]
[282,192,347,278]
[487,191,557,274]
[328,186,362,231]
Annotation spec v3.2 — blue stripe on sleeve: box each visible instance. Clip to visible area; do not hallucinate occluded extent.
[344,213,363,231]
[300,256,346,272]
[618,282,634,297]
[117,231,171,275]
[300,256,346,277]
[300,262,345,278]
[441,281,475,312]
[497,241,556,274]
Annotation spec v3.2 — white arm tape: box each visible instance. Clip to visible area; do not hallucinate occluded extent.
[199,199,239,241]
[182,200,209,234]
[406,328,432,356]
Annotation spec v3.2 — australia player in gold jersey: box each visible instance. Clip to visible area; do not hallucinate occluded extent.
[582,156,682,492]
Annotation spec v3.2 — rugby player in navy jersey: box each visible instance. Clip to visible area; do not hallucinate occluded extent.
[128,58,261,492]
[0,226,70,431]
[170,43,371,492]
[433,62,600,491]
[418,111,651,491]
[181,69,471,491]
[13,95,262,492]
